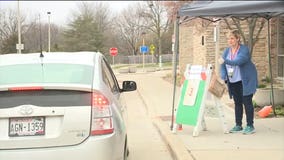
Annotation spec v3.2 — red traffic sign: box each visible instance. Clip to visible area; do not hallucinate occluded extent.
[110,47,118,56]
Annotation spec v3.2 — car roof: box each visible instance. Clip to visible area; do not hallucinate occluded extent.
[0,51,103,66]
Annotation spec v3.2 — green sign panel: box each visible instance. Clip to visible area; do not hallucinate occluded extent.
[176,79,206,126]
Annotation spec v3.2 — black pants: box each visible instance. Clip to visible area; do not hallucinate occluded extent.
[229,81,254,127]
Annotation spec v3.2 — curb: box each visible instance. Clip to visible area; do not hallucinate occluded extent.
[137,88,194,160]
[153,118,195,160]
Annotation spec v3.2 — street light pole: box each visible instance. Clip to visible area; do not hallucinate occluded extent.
[148,1,154,64]
[47,11,51,52]
[17,0,21,54]
[142,31,146,72]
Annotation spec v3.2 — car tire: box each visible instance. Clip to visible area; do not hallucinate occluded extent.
[123,137,129,160]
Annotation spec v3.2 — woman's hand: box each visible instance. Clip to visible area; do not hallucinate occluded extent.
[218,57,224,64]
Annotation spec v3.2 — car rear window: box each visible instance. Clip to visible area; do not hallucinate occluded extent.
[0,63,93,85]
[0,90,92,108]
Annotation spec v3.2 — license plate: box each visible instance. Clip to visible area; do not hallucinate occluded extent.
[9,117,45,137]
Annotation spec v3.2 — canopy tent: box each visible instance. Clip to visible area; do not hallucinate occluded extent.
[179,1,284,18]
[170,1,284,129]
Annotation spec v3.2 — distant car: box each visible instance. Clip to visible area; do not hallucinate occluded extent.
[0,52,136,160]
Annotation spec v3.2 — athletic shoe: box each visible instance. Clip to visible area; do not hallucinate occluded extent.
[242,126,255,135]
[229,125,243,133]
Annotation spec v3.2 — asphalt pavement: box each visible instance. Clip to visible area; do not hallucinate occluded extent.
[115,67,284,160]
[124,86,173,160]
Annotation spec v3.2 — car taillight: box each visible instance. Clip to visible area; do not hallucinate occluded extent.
[8,86,44,91]
[91,91,114,135]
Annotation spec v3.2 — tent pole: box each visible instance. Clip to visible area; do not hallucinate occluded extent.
[214,20,220,73]
[171,15,180,131]
[267,17,276,116]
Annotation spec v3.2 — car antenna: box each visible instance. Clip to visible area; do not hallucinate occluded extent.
[39,14,44,58]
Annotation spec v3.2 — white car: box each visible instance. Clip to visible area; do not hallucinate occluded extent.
[0,52,136,160]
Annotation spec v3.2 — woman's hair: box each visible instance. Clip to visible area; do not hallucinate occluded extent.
[230,30,241,43]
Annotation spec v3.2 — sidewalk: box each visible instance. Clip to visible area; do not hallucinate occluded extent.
[131,69,284,160]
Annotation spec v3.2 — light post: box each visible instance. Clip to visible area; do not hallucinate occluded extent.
[17,0,22,54]
[148,1,154,64]
[142,32,146,46]
[47,11,51,52]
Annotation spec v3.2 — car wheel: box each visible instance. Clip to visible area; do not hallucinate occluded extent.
[123,138,129,160]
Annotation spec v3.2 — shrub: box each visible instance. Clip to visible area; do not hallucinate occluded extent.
[258,84,267,88]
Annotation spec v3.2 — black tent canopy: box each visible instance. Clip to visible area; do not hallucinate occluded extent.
[179,1,284,18]
[170,1,284,127]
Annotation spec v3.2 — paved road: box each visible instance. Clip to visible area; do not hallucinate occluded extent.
[120,80,173,160]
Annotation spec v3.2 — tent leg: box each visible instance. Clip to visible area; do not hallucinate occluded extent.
[171,16,180,131]
[266,17,276,116]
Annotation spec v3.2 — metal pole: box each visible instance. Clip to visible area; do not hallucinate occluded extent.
[39,14,43,54]
[276,17,283,88]
[214,21,220,73]
[47,12,51,52]
[142,34,145,72]
[17,0,21,54]
[267,18,276,116]
[171,15,179,131]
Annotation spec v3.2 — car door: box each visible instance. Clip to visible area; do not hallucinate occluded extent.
[101,58,128,126]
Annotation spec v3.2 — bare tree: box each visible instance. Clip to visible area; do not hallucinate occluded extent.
[138,1,171,63]
[224,17,266,55]
[0,8,26,54]
[23,15,62,53]
[0,8,63,54]
[163,1,191,22]
[114,2,146,56]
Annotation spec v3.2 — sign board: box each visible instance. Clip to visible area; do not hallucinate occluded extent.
[16,44,24,50]
[176,79,206,126]
[176,65,205,125]
[109,47,118,56]
[174,64,229,136]
[150,44,155,55]
[183,79,200,106]
[140,45,148,54]
[150,44,155,51]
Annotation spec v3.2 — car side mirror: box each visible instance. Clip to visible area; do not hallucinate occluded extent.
[121,81,137,92]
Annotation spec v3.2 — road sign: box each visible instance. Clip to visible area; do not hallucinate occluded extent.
[16,44,24,50]
[149,44,155,55]
[140,45,148,54]
[110,47,118,56]
[150,44,155,51]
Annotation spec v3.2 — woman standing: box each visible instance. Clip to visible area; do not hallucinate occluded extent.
[219,30,258,135]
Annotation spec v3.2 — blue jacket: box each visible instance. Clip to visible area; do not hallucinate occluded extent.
[220,44,258,97]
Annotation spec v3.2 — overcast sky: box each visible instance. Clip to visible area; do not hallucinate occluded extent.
[0,1,137,26]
